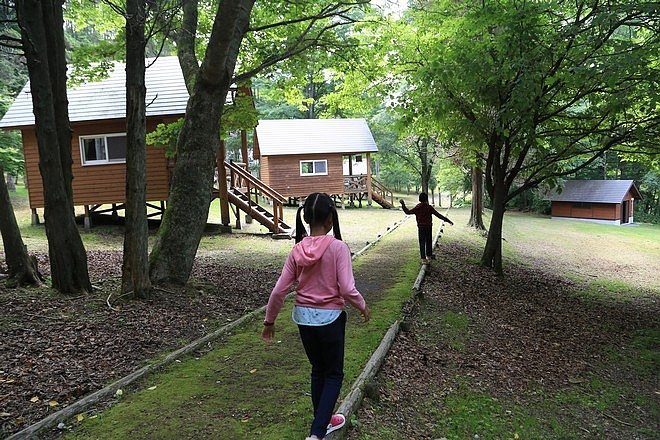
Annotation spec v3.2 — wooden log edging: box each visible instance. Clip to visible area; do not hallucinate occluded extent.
[8,216,409,440]
[327,215,449,440]
[352,215,409,260]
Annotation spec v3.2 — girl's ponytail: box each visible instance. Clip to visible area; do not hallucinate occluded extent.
[295,205,307,243]
[331,206,342,241]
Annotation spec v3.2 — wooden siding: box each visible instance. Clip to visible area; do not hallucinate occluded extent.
[551,201,618,220]
[23,118,172,209]
[261,153,344,198]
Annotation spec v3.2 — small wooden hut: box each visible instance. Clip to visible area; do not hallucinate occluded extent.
[254,118,393,207]
[547,180,642,224]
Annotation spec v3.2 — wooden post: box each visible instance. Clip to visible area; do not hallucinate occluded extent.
[366,152,373,206]
[348,154,353,176]
[241,129,249,165]
[31,208,40,225]
[84,205,91,230]
[218,140,230,226]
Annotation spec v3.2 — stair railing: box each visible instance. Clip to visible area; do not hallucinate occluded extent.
[371,176,394,206]
[225,160,287,232]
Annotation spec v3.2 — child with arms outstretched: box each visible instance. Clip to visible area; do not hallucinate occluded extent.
[262,192,371,440]
[400,192,453,264]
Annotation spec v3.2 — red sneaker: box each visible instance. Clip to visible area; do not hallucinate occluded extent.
[326,413,346,435]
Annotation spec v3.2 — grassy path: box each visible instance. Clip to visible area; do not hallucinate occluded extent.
[63,218,423,439]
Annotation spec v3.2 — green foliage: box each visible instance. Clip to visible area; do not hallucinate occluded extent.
[0,146,24,176]
[403,0,659,197]
[436,161,467,198]
[146,118,183,158]
[147,87,259,158]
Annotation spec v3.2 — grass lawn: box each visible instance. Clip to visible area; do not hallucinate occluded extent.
[488,208,660,294]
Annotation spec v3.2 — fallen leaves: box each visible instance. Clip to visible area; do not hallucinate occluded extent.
[0,251,280,437]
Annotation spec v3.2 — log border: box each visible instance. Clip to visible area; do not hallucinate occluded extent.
[327,214,448,439]
[7,215,410,440]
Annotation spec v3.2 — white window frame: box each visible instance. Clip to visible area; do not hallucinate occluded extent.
[300,159,328,176]
[79,133,127,166]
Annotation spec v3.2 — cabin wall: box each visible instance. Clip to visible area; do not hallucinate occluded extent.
[551,201,618,220]
[22,117,174,209]
[260,153,344,198]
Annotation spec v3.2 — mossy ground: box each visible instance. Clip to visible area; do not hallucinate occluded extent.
[61,217,423,439]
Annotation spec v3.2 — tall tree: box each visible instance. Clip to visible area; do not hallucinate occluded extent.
[148,0,257,284]
[0,164,40,286]
[409,0,659,273]
[149,0,370,284]
[121,0,151,298]
[16,0,92,293]
[468,161,485,230]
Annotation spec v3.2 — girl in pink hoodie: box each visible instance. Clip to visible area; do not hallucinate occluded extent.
[262,193,371,440]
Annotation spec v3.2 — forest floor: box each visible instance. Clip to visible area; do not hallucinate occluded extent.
[347,208,660,440]
[2,190,659,438]
[1,190,418,438]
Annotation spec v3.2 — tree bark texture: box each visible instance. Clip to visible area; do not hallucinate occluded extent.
[16,0,92,294]
[468,165,486,230]
[122,0,151,298]
[480,180,506,274]
[0,165,40,286]
[149,0,256,285]
[42,0,74,204]
[418,137,431,195]
[176,0,199,94]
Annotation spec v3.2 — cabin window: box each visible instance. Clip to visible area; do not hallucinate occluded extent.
[355,155,362,163]
[300,160,328,176]
[572,202,592,209]
[80,134,127,165]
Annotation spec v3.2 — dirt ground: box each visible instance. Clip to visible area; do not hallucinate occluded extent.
[1,202,412,438]
[347,239,659,439]
[0,250,282,436]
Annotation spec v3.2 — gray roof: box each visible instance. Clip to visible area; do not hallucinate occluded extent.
[547,180,642,203]
[255,118,378,156]
[0,56,190,129]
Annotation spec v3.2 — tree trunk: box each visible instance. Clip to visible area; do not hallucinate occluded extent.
[480,182,506,274]
[0,165,40,286]
[149,0,256,285]
[43,0,74,204]
[6,174,16,192]
[122,0,151,298]
[17,0,92,294]
[419,137,431,194]
[176,0,199,94]
[468,165,486,230]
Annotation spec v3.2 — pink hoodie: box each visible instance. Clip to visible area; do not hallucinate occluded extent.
[264,235,366,324]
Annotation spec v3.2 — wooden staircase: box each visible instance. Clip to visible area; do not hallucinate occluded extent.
[344,175,395,209]
[224,160,292,235]
[371,177,395,209]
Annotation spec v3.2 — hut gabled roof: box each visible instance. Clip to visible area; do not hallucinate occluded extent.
[0,56,191,129]
[255,118,378,156]
[547,180,642,203]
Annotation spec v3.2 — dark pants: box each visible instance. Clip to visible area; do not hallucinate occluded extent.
[298,311,346,438]
[418,224,433,259]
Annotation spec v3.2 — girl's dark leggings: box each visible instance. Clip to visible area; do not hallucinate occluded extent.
[298,311,347,438]
[418,224,433,259]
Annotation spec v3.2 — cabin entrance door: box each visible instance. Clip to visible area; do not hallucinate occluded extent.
[621,201,628,224]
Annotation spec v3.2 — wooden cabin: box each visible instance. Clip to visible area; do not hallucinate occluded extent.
[254,118,394,208]
[0,56,189,227]
[546,180,642,225]
[0,56,294,233]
